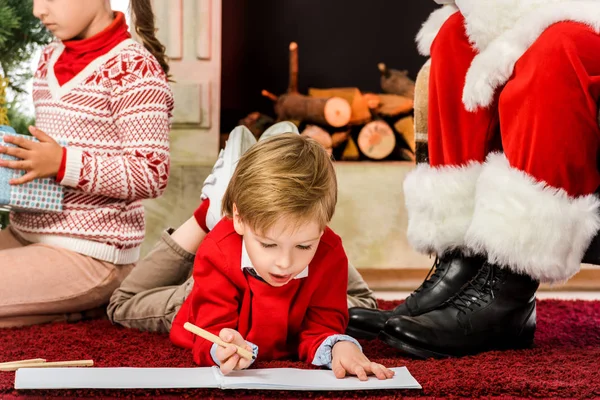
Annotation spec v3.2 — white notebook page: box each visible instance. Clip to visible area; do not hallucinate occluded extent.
[219,367,422,390]
[15,367,219,389]
[15,366,421,391]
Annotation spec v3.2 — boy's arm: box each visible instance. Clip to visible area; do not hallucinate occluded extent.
[297,242,355,365]
[182,237,242,366]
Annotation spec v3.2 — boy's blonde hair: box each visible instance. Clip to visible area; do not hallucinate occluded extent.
[222,133,337,234]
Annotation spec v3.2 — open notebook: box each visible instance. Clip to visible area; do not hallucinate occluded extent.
[15,366,421,391]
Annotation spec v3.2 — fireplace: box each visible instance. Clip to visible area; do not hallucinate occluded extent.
[142,0,436,277]
[220,0,436,162]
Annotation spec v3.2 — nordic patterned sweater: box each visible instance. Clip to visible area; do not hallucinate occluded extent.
[9,39,174,264]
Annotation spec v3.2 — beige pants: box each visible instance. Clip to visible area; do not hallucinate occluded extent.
[0,227,134,328]
[108,229,377,333]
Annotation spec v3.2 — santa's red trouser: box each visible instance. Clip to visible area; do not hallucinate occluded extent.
[429,12,600,195]
[404,12,600,283]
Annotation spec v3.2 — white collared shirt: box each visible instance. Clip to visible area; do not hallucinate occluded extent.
[241,239,309,280]
[209,240,358,370]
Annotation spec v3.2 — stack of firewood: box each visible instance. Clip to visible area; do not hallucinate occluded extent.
[237,43,416,162]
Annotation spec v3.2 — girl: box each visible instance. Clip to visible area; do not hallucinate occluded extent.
[0,0,173,327]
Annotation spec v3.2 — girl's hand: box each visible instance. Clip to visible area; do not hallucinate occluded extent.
[331,341,395,381]
[215,328,254,374]
[0,126,63,185]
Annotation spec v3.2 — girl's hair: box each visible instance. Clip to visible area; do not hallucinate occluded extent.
[130,0,171,79]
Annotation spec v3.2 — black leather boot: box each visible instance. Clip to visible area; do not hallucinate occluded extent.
[346,251,484,339]
[582,189,600,264]
[583,228,600,264]
[380,262,540,358]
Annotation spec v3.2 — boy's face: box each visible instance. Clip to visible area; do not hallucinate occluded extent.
[233,205,324,287]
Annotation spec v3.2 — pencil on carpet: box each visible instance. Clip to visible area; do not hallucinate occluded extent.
[0,360,94,372]
[183,322,255,361]
[0,359,46,367]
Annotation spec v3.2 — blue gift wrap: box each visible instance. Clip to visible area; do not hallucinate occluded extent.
[0,125,65,213]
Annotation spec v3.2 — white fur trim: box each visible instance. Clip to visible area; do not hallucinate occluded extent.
[416,5,459,56]
[403,162,482,255]
[465,153,600,283]
[462,1,600,111]
[456,0,562,52]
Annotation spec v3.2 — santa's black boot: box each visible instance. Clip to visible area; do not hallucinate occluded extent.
[345,161,486,340]
[346,251,484,339]
[380,262,539,358]
[378,153,600,358]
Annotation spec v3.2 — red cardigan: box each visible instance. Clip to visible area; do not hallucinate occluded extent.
[170,218,349,366]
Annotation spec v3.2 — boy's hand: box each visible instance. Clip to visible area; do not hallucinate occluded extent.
[331,341,395,381]
[0,126,63,185]
[215,328,254,374]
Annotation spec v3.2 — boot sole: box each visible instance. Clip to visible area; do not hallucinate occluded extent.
[345,326,380,340]
[378,331,535,359]
[379,331,451,359]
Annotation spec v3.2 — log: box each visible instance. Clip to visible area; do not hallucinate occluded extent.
[398,147,416,162]
[289,42,298,93]
[377,94,413,116]
[264,91,351,128]
[238,112,275,139]
[301,125,333,155]
[363,93,380,110]
[262,90,279,102]
[308,87,371,125]
[331,130,351,148]
[357,120,396,160]
[394,115,415,153]
[341,136,360,161]
[378,63,415,99]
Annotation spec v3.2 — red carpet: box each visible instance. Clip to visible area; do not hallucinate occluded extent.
[1,299,599,399]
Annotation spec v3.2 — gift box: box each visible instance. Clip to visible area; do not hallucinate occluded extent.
[0,125,65,213]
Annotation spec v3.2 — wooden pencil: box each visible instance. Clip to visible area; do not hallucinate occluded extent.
[183,322,255,361]
[0,358,46,367]
[0,360,94,372]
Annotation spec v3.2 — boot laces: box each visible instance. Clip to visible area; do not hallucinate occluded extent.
[413,256,445,294]
[449,262,502,314]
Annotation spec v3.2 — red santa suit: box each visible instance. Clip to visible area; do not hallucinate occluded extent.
[377,0,600,359]
[406,0,600,283]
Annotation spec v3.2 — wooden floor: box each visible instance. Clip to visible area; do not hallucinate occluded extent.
[359,266,600,292]
[374,290,600,300]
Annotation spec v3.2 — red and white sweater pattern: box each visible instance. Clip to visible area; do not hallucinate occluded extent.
[10,39,173,264]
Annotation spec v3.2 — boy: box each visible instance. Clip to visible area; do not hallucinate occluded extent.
[169,134,393,380]
[108,123,377,335]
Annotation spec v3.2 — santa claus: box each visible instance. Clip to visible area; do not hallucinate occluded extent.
[348,0,600,358]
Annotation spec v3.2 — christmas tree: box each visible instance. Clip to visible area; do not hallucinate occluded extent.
[0,75,8,126]
[0,0,50,228]
[0,0,51,99]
